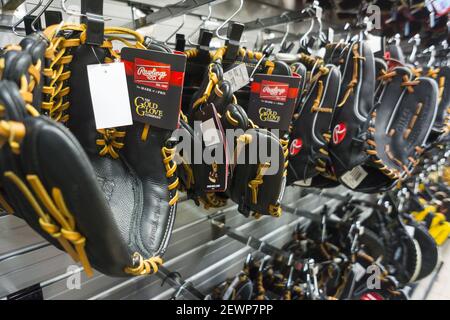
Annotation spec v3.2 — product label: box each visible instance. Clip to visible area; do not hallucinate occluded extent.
[87,62,133,130]
[248,73,301,130]
[341,166,368,189]
[223,63,250,93]
[121,47,186,130]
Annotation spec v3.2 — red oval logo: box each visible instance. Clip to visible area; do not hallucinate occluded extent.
[290,138,303,156]
[360,292,384,300]
[332,123,347,145]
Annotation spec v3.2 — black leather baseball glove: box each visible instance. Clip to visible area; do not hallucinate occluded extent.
[288,63,341,186]
[0,25,180,277]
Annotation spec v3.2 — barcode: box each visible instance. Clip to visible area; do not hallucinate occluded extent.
[341,165,368,189]
[223,64,249,93]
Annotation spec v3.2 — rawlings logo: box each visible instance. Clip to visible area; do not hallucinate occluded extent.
[290,138,302,156]
[260,80,289,102]
[332,123,347,145]
[134,58,171,90]
[136,67,168,81]
[360,292,384,300]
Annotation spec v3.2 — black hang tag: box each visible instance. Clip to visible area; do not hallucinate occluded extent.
[44,11,63,27]
[247,73,301,131]
[121,47,187,130]
[193,104,229,192]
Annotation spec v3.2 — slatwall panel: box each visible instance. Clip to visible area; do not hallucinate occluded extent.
[0,0,353,300]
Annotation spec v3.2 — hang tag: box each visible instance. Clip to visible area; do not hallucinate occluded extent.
[353,263,366,282]
[404,21,410,37]
[328,28,334,43]
[121,47,186,130]
[430,11,436,28]
[247,74,300,131]
[223,63,250,93]
[405,225,416,237]
[87,63,133,130]
[432,0,450,16]
[193,103,229,192]
[366,34,382,53]
[341,166,368,189]
[297,178,312,187]
[201,118,221,147]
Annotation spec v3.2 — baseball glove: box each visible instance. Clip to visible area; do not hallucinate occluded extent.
[356,66,438,192]
[179,46,289,217]
[287,63,341,186]
[328,41,376,186]
[424,66,450,145]
[0,25,180,277]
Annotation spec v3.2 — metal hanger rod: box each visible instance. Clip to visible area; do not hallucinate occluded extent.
[128,0,218,29]
[244,10,313,31]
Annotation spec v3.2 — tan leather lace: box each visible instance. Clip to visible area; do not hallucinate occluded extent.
[401,75,419,93]
[96,128,126,159]
[377,69,396,82]
[4,171,93,276]
[162,145,179,206]
[248,162,271,205]
[337,43,365,107]
[411,67,422,78]
[438,76,445,104]
[192,63,220,109]
[427,67,440,79]
[310,80,332,113]
[0,120,26,154]
[43,24,145,123]
[255,271,266,300]
[124,253,163,276]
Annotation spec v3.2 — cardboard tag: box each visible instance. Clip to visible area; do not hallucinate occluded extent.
[121,47,186,130]
[353,263,366,282]
[341,166,368,189]
[201,118,221,147]
[87,63,133,130]
[194,104,229,192]
[223,63,250,93]
[367,34,382,53]
[328,28,334,43]
[247,74,300,131]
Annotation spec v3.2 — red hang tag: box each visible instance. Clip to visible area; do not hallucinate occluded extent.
[121,47,187,130]
[247,74,300,131]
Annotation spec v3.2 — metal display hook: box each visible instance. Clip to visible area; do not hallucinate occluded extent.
[408,34,421,64]
[215,0,243,41]
[31,0,56,32]
[187,3,212,46]
[12,0,44,37]
[165,14,186,44]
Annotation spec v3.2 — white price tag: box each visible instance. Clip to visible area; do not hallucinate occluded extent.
[366,34,382,53]
[341,166,368,189]
[201,118,221,147]
[328,28,334,43]
[223,63,249,93]
[405,225,416,237]
[353,262,366,282]
[297,178,312,187]
[87,63,133,130]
